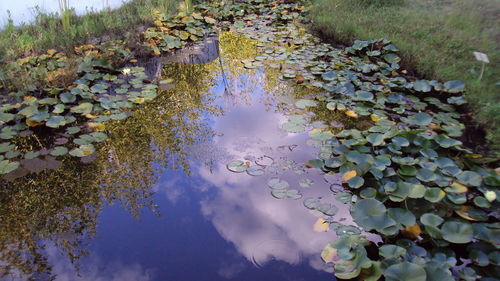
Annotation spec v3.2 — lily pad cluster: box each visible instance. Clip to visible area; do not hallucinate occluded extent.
[0,42,161,175]
[209,1,499,280]
[143,10,218,55]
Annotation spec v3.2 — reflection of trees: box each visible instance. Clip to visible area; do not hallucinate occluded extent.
[0,59,220,280]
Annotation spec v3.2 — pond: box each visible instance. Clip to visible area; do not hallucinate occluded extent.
[1,1,498,281]
[0,30,355,280]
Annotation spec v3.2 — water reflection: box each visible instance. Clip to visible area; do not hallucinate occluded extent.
[0,32,346,280]
[0,58,221,279]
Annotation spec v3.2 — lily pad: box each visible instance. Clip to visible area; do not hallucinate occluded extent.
[441,221,473,243]
[50,146,68,156]
[227,160,248,173]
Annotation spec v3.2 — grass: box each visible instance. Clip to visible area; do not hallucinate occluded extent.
[310,0,500,153]
[0,0,182,62]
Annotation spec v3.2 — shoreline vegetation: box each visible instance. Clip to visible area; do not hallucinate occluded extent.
[0,0,181,62]
[309,0,500,155]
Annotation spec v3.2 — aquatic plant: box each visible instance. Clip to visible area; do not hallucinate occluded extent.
[218,1,498,280]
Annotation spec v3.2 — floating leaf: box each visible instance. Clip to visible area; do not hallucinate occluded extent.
[299,178,314,188]
[247,165,265,176]
[379,245,406,259]
[445,181,468,193]
[69,144,95,157]
[407,112,433,126]
[267,178,289,189]
[456,171,482,187]
[385,262,426,281]
[348,176,364,189]
[443,80,465,93]
[271,189,302,199]
[313,218,329,232]
[50,146,68,156]
[420,213,444,227]
[227,160,248,173]
[46,116,66,128]
[70,103,93,114]
[441,221,473,243]
[295,99,317,109]
[413,80,431,92]
[0,160,19,174]
[342,170,357,182]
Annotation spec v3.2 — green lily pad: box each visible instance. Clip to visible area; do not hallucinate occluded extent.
[441,221,473,243]
[295,99,317,109]
[24,151,40,159]
[335,192,352,204]
[50,146,68,156]
[456,171,482,187]
[407,112,433,126]
[379,245,406,259]
[388,208,416,226]
[271,189,302,200]
[352,198,396,231]
[66,126,81,134]
[46,116,66,128]
[413,80,431,92]
[443,80,465,93]
[70,103,93,115]
[60,92,76,103]
[69,144,95,157]
[392,136,409,147]
[354,91,374,101]
[268,178,289,189]
[416,169,437,182]
[0,143,15,153]
[366,133,384,146]
[347,176,364,189]
[385,262,426,281]
[420,213,444,227]
[0,160,19,174]
[282,122,305,133]
[299,178,314,188]
[227,160,248,173]
[247,165,265,176]
[473,196,491,208]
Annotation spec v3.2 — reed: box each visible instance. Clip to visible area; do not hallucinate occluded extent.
[58,0,71,31]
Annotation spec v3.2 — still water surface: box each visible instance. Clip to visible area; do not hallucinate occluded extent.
[2,32,350,280]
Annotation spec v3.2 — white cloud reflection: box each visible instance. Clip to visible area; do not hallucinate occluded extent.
[40,243,154,281]
[189,73,355,273]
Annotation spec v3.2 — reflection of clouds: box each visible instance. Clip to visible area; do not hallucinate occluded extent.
[217,260,247,279]
[152,177,184,205]
[195,73,348,271]
[44,244,153,281]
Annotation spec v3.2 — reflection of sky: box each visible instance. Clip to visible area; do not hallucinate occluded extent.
[0,0,129,25]
[44,69,344,280]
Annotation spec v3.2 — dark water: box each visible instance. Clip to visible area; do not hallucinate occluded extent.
[1,32,351,281]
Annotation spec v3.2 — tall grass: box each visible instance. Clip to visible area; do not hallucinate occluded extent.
[58,0,71,31]
[0,0,180,62]
[185,0,193,14]
[310,0,500,153]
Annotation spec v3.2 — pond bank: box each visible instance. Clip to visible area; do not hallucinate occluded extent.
[0,0,180,62]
